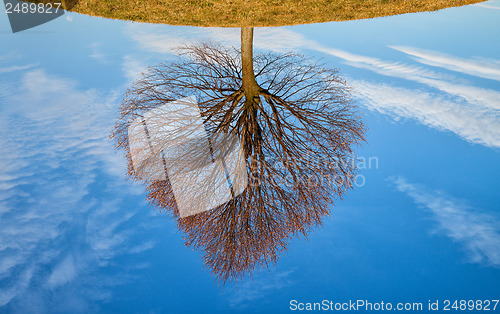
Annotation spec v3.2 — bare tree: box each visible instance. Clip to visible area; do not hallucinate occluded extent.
[112,27,365,283]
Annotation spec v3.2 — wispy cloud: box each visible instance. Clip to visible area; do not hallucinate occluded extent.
[0,69,156,311]
[315,46,500,111]
[473,0,500,10]
[123,54,148,83]
[0,267,35,307]
[47,255,77,288]
[0,54,38,74]
[351,79,500,147]
[391,46,500,82]
[89,42,109,63]
[125,25,202,54]
[341,46,500,147]
[226,269,295,308]
[393,177,500,267]
[0,64,37,73]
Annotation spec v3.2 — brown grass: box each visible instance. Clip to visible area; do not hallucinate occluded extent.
[50,0,485,27]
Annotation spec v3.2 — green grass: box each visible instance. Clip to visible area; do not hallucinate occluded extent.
[49,0,484,27]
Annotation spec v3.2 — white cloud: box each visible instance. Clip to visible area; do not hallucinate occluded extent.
[0,64,37,73]
[473,0,500,10]
[314,46,500,112]
[226,269,295,308]
[47,255,77,288]
[417,77,500,111]
[89,42,108,63]
[128,241,156,254]
[0,69,156,311]
[391,46,500,82]
[125,24,203,54]
[0,267,35,307]
[86,203,136,257]
[351,79,500,148]
[318,46,450,81]
[0,255,25,278]
[123,55,148,83]
[337,47,500,147]
[317,48,500,114]
[393,177,500,267]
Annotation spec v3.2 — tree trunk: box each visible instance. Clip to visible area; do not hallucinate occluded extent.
[240,27,263,169]
[241,27,261,106]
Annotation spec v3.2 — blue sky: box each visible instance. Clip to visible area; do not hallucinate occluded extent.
[0,1,499,313]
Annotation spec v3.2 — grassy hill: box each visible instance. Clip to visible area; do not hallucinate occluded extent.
[42,0,484,27]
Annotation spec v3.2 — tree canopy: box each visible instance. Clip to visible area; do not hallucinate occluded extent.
[112,28,366,282]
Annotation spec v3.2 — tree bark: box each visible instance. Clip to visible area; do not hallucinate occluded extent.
[241,27,261,106]
[240,27,263,168]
